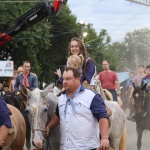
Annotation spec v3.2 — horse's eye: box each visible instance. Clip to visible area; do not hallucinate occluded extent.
[44,108,48,113]
[25,109,29,113]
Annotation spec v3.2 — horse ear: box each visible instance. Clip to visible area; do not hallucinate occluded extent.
[132,82,135,89]
[141,83,147,91]
[22,84,31,99]
[41,82,55,97]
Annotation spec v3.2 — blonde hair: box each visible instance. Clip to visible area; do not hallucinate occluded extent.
[67,54,84,69]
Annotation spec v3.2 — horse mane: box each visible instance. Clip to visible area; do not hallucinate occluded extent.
[133,86,141,95]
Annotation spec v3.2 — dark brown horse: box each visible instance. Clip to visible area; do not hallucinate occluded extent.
[132,84,150,150]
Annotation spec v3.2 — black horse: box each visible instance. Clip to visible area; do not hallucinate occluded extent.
[4,91,31,150]
[132,85,150,150]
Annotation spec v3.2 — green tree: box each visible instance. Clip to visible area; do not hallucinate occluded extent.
[0,1,80,88]
[0,2,51,75]
[106,42,127,72]
[124,28,150,71]
[85,29,111,72]
[37,5,80,86]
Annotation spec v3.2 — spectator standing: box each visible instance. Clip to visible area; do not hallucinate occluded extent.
[125,72,134,120]
[17,66,23,74]
[9,70,18,92]
[98,60,120,101]
[0,83,4,98]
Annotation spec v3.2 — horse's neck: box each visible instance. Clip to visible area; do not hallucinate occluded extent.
[46,93,58,116]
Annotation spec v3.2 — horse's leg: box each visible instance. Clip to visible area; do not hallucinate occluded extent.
[136,125,143,150]
[26,121,31,150]
[21,109,31,150]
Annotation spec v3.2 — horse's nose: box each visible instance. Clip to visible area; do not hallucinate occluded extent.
[32,140,36,147]
[32,139,42,149]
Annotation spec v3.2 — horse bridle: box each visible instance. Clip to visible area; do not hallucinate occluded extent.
[26,100,49,133]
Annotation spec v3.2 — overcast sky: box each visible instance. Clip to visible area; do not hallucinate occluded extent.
[67,0,150,43]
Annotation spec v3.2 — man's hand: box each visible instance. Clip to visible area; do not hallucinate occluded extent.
[100,138,110,150]
[44,127,50,139]
[116,91,120,96]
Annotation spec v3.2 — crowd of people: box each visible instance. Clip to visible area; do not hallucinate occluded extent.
[123,64,150,121]
[1,36,150,149]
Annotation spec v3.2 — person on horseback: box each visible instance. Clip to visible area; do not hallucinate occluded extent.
[55,54,85,86]
[45,67,110,150]
[55,37,97,90]
[68,37,97,88]
[98,60,120,102]
[14,61,38,91]
[0,97,12,147]
[128,65,145,119]
[140,65,150,115]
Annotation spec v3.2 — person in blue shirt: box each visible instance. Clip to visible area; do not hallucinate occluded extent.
[0,97,12,147]
[141,65,150,91]
[126,72,134,120]
[140,65,150,115]
[14,61,38,91]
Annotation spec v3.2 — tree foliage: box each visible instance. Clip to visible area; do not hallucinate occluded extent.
[85,29,111,72]
[124,28,150,71]
[0,1,79,87]
[0,1,135,87]
[0,2,51,75]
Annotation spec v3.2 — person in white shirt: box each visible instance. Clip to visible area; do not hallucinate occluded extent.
[44,66,109,150]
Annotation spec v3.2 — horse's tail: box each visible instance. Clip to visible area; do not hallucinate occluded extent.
[119,126,126,150]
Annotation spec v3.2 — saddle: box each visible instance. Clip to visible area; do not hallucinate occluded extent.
[82,80,96,91]
[8,108,12,116]
[105,106,112,129]
[106,107,112,117]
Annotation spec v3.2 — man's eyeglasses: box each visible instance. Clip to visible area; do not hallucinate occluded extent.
[102,64,108,65]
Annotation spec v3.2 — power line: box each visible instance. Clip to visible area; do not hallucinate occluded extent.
[85,6,148,44]
[109,6,148,34]
[12,30,76,40]
[0,1,38,2]
[72,0,103,13]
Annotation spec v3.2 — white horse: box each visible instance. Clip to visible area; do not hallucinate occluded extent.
[94,77,123,107]
[21,83,126,150]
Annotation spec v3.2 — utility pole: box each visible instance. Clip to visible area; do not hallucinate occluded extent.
[126,0,150,6]
[78,20,88,42]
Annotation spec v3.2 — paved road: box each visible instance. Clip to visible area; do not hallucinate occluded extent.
[126,109,150,150]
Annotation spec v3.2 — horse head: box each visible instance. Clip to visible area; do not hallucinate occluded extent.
[22,83,60,149]
[132,85,146,116]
